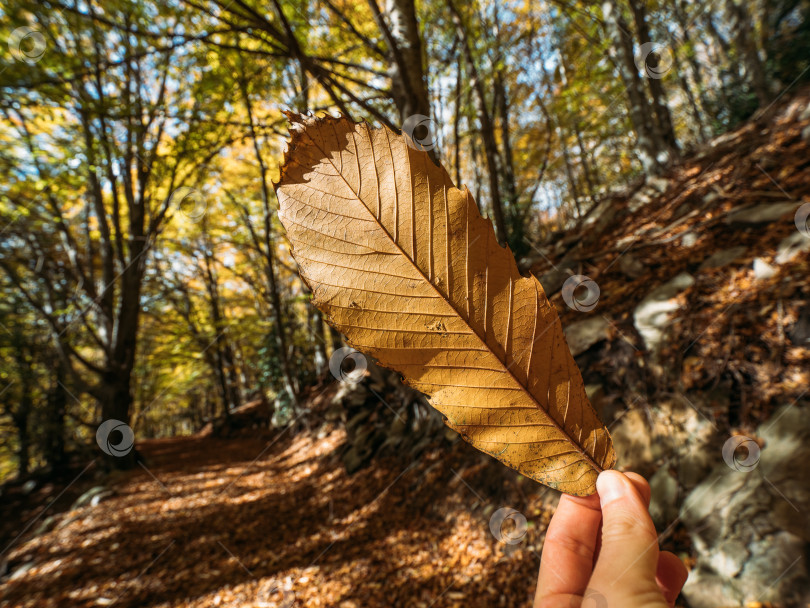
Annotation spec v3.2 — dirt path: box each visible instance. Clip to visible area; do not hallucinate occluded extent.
[1,428,556,607]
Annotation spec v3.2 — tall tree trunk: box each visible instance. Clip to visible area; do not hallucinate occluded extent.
[45,360,67,470]
[378,0,431,121]
[239,74,299,410]
[453,55,463,186]
[671,0,713,136]
[12,396,30,478]
[101,254,144,470]
[601,0,668,175]
[724,0,770,106]
[628,0,679,156]
[672,49,709,142]
[306,289,328,376]
[702,13,736,115]
[447,0,508,245]
[494,72,518,216]
[201,241,241,415]
[573,121,598,204]
[559,126,583,218]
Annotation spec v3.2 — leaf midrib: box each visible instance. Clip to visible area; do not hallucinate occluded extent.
[294,122,602,473]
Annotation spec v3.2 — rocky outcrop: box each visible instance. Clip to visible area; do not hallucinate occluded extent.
[334,363,449,474]
[564,316,611,356]
[725,201,802,225]
[633,272,695,352]
[680,405,810,608]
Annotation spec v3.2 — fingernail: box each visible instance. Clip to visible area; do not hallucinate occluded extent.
[597,470,630,506]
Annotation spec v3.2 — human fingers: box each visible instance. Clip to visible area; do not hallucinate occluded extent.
[588,471,668,606]
[534,493,601,607]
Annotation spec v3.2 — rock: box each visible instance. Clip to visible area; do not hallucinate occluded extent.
[345,410,371,434]
[331,380,368,408]
[582,197,617,231]
[610,409,654,475]
[699,246,747,270]
[628,177,670,212]
[564,316,611,356]
[680,231,698,248]
[71,486,114,510]
[341,446,365,474]
[618,253,646,279]
[775,231,810,265]
[32,514,60,536]
[726,202,801,225]
[610,395,718,484]
[584,384,604,402]
[633,273,695,352]
[702,191,720,205]
[681,405,810,608]
[802,124,810,142]
[538,258,577,295]
[788,306,810,346]
[648,468,679,527]
[8,561,34,581]
[753,257,776,280]
[324,402,344,422]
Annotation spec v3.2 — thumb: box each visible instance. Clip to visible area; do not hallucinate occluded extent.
[588,471,667,605]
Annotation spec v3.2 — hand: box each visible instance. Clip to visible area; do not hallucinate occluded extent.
[534,470,688,608]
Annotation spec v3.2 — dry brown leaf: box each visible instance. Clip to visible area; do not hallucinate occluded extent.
[275,114,615,495]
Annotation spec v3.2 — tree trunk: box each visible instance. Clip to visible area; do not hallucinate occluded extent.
[239,74,299,409]
[101,251,143,470]
[329,326,343,354]
[559,126,583,218]
[628,0,679,156]
[724,0,770,106]
[98,374,137,469]
[379,0,431,121]
[13,403,30,477]
[494,72,518,219]
[453,57,463,186]
[573,121,598,203]
[671,0,713,137]
[44,360,67,470]
[672,49,709,142]
[601,0,669,175]
[307,296,328,376]
[447,0,508,245]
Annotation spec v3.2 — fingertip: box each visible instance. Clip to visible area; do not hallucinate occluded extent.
[596,470,643,507]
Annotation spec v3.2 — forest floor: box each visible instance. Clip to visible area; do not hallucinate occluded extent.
[1,425,567,608]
